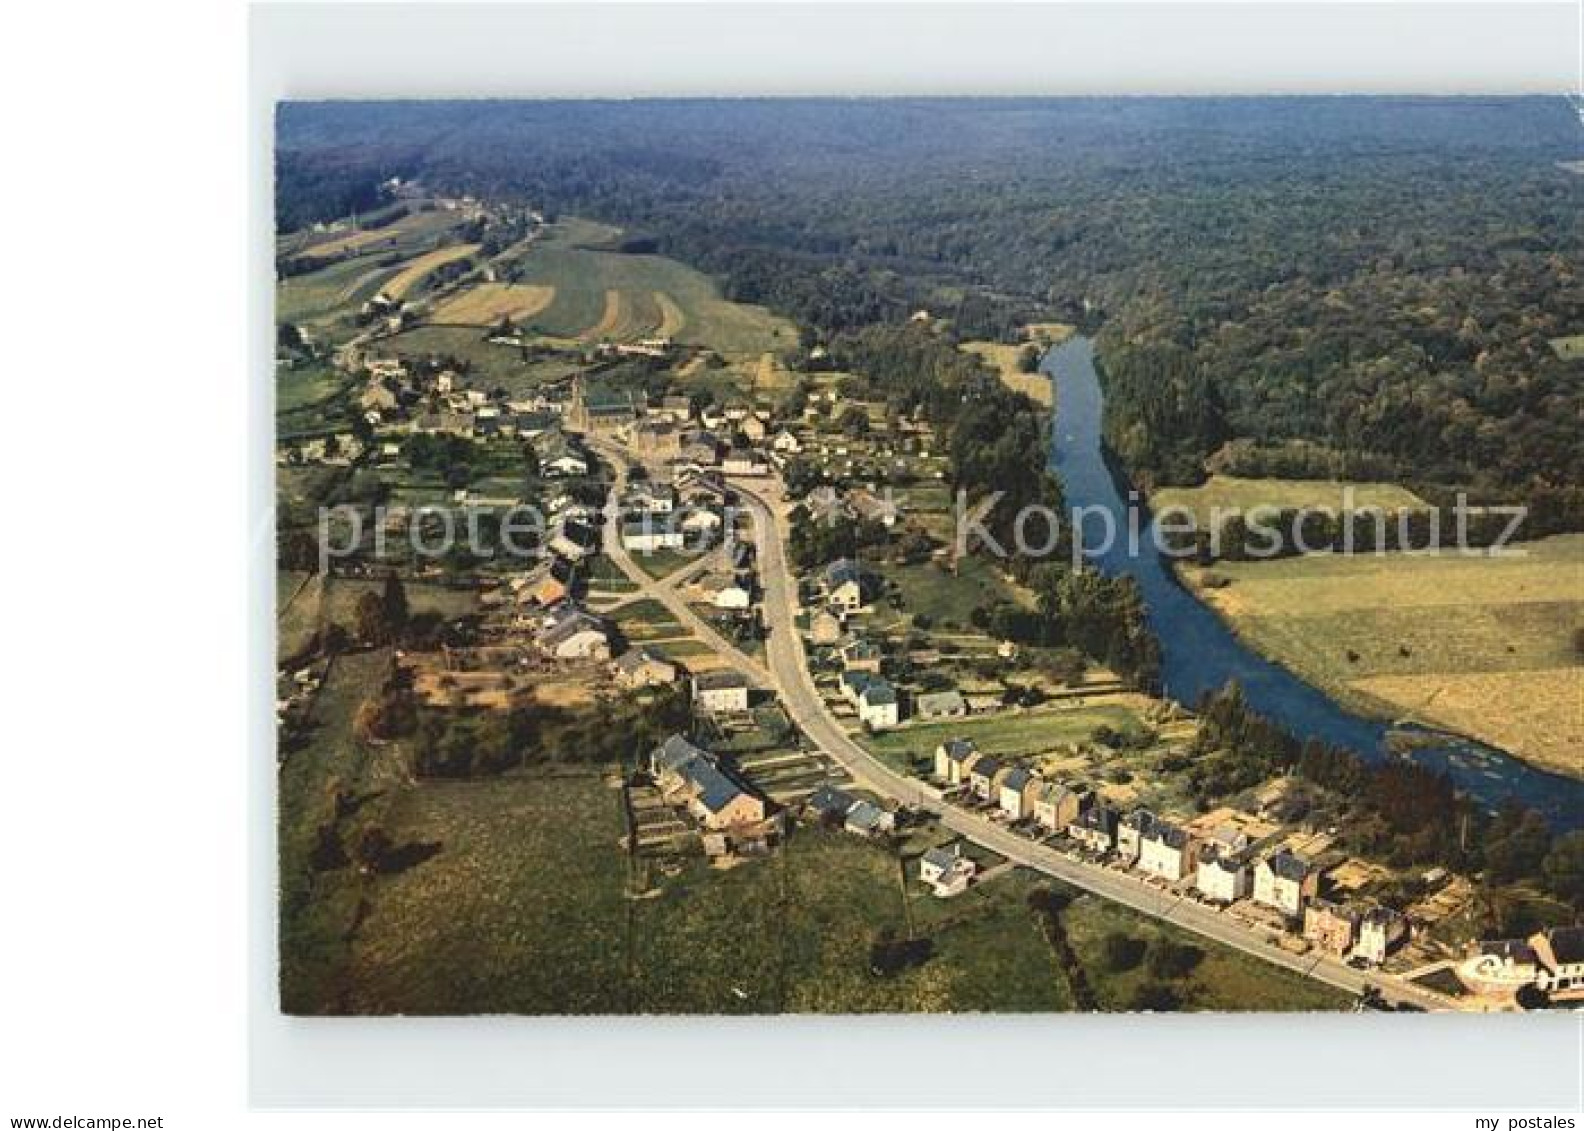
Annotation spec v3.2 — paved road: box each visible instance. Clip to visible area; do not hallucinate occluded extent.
[592,441,773,688]
[727,476,1453,1012]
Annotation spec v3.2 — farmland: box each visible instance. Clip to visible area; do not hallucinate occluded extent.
[488,239,795,354]
[276,251,406,326]
[1182,533,1584,778]
[281,205,469,262]
[429,282,556,326]
[1150,475,1429,534]
[384,243,480,299]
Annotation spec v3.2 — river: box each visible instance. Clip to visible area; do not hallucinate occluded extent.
[1042,335,1583,829]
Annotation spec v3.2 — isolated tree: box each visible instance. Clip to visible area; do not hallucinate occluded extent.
[1147,939,1203,980]
[1101,932,1145,973]
[836,406,870,437]
[381,573,410,638]
[354,590,390,645]
[319,622,351,656]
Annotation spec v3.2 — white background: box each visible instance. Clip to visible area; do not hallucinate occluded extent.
[0,0,1579,1124]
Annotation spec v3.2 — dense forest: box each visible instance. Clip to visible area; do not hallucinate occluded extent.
[278,98,1584,516]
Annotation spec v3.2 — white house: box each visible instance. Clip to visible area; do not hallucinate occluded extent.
[621,521,685,553]
[857,678,899,730]
[824,558,868,611]
[1253,850,1316,919]
[541,450,590,478]
[1353,908,1408,966]
[919,844,976,897]
[1137,822,1194,881]
[693,669,751,713]
[1195,846,1250,904]
[770,429,803,454]
[698,572,752,610]
[536,608,613,661]
[1117,809,1160,864]
[678,507,725,537]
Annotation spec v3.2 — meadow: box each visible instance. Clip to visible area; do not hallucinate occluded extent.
[488,228,795,355]
[868,557,1032,635]
[285,751,1350,1014]
[961,338,1059,407]
[283,205,467,262]
[1184,533,1584,777]
[277,573,481,662]
[1150,475,1428,534]
[372,325,583,392]
[863,701,1151,768]
[276,251,406,327]
[1549,334,1584,361]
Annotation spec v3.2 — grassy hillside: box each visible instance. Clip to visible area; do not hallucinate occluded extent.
[492,242,795,354]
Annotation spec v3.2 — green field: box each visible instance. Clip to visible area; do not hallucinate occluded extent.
[286,763,1351,1013]
[277,574,481,662]
[1549,334,1584,361]
[1059,886,1349,1011]
[492,227,795,355]
[869,557,1029,634]
[1151,474,1428,534]
[1186,533,1584,778]
[864,701,1150,771]
[374,326,585,392]
[276,363,350,414]
[277,206,475,329]
[342,772,633,1014]
[609,598,686,641]
[321,776,1075,1014]
[278,647,409,1013]
[277,252,411,329]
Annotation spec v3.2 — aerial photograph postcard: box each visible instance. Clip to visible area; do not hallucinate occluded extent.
[273,95,1583,1016]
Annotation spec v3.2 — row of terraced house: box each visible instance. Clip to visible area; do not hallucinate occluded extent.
[932,738,1409,966]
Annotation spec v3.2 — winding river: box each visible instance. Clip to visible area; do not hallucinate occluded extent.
[1043,335,1583,829]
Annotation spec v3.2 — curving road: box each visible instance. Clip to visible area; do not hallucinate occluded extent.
[586,436,1451,1009]
[592,440,773,688]
[727,476,1457,1012]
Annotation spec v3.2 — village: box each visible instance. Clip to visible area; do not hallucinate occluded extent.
[275,201,1577,1016]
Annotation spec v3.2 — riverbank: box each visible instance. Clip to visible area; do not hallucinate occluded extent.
[1174,542,1584,783]
[1041,333,1584,825]
[961,323,1075,408]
